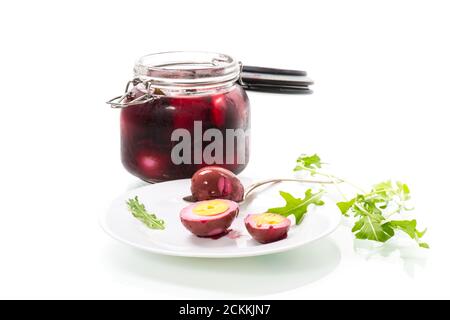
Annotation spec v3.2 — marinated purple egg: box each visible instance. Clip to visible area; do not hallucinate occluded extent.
[180,199,239,237]
[245,213,291,244]
[191,166,244,202]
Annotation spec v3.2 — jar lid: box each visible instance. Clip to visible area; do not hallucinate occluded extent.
[239,65,313,94]
[134,51,241,88]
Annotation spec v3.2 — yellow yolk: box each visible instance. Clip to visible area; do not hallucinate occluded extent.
[193,200,229,216]
[255,213,285,226]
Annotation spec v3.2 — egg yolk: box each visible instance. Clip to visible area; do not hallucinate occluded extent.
[255,213,285,226]
[193,200,229,216]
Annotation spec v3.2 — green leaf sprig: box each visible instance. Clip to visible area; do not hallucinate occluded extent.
[293,154,429,248]
[126,196,165,230]
[268,189,325,224]
[294,154,323,171]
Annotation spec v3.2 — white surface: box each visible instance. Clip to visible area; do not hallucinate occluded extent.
[0,0,449,299]
[102,179,341,258]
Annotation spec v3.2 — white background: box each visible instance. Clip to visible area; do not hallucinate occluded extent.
[1,0,449,299]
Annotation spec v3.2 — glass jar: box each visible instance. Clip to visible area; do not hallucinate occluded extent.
[115,52,250,182]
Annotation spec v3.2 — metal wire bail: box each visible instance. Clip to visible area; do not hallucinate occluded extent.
[237,61,246,87]
[106,78,155,108]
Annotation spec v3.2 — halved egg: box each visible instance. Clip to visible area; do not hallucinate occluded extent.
[180,199,239,237]
[245,213,291,244]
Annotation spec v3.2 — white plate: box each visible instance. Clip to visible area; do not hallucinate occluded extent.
[101,178,341,258]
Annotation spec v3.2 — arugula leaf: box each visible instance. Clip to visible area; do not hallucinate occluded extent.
[352,215,394,242]
[126,196,165,230]
[294,154,323,172]
[396,181,411,202]
[338,189,427,246]
[293,153,428,248]
[336,198,355,216]
[371,180,411,203]
[349,196,393,242]
[388,220,418,239]
[268,189,325,224]
[419,243,430,249]
[388,220,428,248]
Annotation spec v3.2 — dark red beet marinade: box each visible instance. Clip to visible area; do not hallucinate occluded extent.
[120,85,250,182]
[197,229,232,240]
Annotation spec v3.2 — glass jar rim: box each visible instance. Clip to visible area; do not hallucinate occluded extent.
[133,51,241,89]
